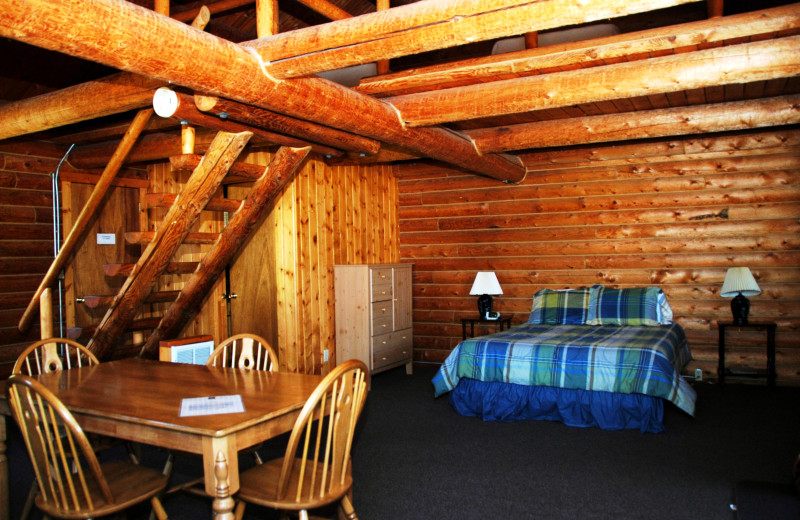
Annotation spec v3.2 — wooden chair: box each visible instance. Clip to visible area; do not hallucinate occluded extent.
[5,374,169,519]
[13,337,141,520]
[13,337,99,376]
[206,332,279,372]
[233,359,370,520]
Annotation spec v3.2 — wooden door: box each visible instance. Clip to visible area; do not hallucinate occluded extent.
[63,181,141,332]
[226,183,280,350]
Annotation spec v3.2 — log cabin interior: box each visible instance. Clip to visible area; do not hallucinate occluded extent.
[0,0,799,388]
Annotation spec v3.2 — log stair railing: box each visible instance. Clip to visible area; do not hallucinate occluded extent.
[81,138,312,360]
[84,130,254,359]
[17,109,155,337]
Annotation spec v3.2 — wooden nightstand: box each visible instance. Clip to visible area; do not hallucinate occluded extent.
[461,317,512,340]
[718,321,777,387]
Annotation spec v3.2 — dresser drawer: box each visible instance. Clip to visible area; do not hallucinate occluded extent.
[372,329,412,370]
[371,301,393,336]
[370,268,393,302]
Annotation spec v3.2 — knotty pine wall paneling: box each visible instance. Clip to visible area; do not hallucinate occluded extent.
[226,154,400,376]
[398,129,800,385]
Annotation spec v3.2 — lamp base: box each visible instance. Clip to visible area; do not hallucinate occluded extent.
[731,292,750,325]
[477,294,493,318]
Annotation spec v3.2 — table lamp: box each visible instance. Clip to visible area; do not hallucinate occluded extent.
[470,272,503,318]
[720,267,761,325]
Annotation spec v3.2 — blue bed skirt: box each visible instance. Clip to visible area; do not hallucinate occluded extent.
[449,378,665,434]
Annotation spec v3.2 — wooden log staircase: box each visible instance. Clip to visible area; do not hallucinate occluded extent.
[18,120,311,361]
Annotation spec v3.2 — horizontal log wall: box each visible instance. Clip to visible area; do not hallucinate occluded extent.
[0,151,58,376]
[397,128,800,385]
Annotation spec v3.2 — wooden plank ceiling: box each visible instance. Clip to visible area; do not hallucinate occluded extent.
[0,0,798,179]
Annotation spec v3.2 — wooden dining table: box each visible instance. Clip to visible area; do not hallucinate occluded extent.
[0,357,324,520]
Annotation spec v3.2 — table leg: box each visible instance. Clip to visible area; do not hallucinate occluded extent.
[213,451,236,520]
[204,437,238,520]
[0,415,7,520]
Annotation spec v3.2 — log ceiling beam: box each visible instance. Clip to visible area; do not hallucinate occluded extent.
[245,0,702,78]
[387,36,800,126]
[0,73,162,141]
[65,128,270,169]
[153,88,343,156]
[466,95,800,153]
[0,0,524,182]
[0,6,211,141]
[356,4,800,97]
[193,94,380,155]
[295,0,353,21]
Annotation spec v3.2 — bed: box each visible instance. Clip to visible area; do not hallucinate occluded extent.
[432,285,697,433]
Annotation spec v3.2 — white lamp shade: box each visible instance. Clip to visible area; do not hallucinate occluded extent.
[470,272,503,295]
[720,267,761,298]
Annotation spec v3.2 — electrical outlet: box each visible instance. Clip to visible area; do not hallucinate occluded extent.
[323,349,329,362]
[694,368,703,381]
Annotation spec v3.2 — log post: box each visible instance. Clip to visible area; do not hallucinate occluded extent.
[39,288,53,340]
[87,131,253,359]
[256,0,279,38]
[139,145,311,357]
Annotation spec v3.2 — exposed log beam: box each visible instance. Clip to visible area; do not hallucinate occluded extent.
[153,88,343,156]
[17,109,153,332]
[388,36,800,126]
[0,6,211,140]
[139,145,311,357]
[356,4,800,97]
[296,0,352,21]
[0,73,162,141]
[194,94,380,155]
[245,0,701,78]
[0,0,524,182]
[87,131,252,359]
[466,95,800,153]
[66,128,270,169]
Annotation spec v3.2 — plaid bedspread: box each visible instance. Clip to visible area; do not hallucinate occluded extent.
[432,323,696,416]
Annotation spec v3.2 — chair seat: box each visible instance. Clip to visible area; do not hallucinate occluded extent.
[238,457,353,511]
[36,461,168,520]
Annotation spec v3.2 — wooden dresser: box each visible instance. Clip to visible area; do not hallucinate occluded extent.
[334,264,413,375]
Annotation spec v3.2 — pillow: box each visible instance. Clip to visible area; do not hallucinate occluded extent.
[528,287,592,325]
[656,290,674,325]
[586,286,668,326]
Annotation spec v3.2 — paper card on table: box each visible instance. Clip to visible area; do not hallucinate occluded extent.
[179,394,245,417]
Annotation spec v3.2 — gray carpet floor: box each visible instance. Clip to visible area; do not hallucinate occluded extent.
[6,364,799,519]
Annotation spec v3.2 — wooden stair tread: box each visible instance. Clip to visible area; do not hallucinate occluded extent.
[103,262,198,277]
[125,231,219,245]
[80,291,181,308]
[144,192,242,212]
